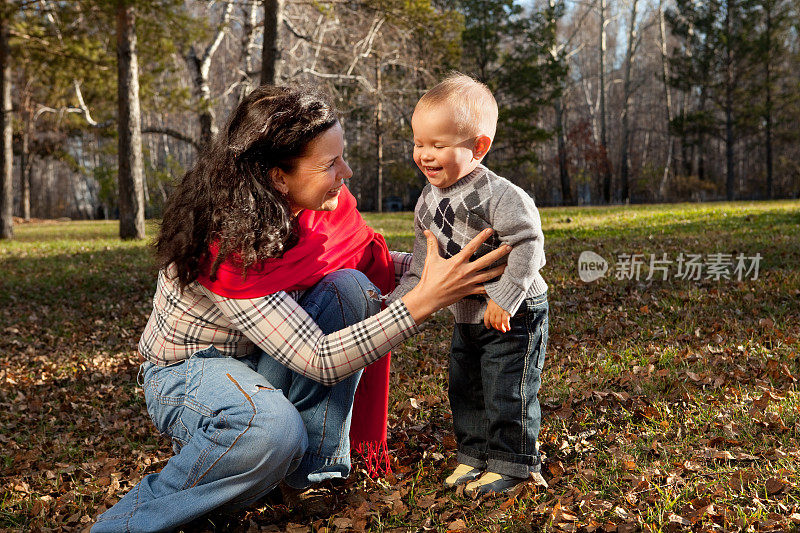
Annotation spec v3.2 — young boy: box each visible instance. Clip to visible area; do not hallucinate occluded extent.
[389,73,549,496]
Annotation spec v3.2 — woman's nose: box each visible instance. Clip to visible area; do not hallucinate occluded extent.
[339,158,353,181]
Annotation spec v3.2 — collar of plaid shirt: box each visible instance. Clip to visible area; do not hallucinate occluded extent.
[197,185,395,477]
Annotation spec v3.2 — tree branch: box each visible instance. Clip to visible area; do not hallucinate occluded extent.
[299,68,373,92]
[141,127,201,150]
[201,1,234,76]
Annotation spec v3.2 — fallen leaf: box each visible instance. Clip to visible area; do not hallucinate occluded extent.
[668,513,691,526]
[729,470,756,491]
[332,517,353,529]
[447,519,466,531]
[548,460,565,477]
[765,478,789,495]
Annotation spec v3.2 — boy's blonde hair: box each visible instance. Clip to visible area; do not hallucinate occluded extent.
[416,72,498,139]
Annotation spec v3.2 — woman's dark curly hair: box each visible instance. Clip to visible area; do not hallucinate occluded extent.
[155,85,339,288]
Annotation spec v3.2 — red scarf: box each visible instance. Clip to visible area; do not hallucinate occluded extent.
[197,186,393,475]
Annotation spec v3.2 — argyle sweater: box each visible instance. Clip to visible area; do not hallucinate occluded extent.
[389,165,547,324]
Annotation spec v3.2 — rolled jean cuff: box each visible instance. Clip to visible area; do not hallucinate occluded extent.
[283,450,351,490]
[487,451,541,478]
[456,448,487,470]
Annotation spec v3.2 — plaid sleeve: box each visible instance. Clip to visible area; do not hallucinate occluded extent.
[389,250,412,284]
[201,288,419,386]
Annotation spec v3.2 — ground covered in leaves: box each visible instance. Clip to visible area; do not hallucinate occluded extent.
[1,201,799,532]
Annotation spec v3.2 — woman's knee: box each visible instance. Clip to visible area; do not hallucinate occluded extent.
[239,393,307,473]
[321,269,382,315]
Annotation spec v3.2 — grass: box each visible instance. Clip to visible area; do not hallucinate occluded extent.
[0,200,798,532]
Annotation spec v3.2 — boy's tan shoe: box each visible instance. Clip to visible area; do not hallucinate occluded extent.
[444,463,483,489]
[464,471,527,497]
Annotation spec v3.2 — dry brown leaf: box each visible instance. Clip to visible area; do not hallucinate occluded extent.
[682,460,702,472]
[765,478,789,495]
[447,518,466,531]
[729,470,756,491]
[668,513,691,526]
[617,523,637,533]
[548,460,565,478]
[332,517,353,529]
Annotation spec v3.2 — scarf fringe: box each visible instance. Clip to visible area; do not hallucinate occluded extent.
[353,440,393,479]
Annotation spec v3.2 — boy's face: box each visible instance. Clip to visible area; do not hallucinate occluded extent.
[411,103,482,189]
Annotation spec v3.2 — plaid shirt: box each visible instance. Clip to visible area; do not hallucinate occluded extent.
[139,251,416,386]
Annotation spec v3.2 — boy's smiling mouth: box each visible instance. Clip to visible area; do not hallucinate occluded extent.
[423,166,443,176]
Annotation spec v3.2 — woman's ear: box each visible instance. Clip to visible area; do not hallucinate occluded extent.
[269,168,289,195]
[472,135,492,160]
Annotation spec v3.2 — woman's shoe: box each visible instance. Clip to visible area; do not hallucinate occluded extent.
[443,464,483,488]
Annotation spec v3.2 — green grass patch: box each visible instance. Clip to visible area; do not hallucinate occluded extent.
[1,201,799,532]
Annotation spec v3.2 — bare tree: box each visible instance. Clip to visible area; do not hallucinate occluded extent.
[237,0,260,99]
[0,5,12,239]
[550,0,572,205]
[618,0,640,203]
[657,0,674,200]
[117,0,145,239]
[597,0,612,203]
[261,0,283,85]
[186,1,233,148]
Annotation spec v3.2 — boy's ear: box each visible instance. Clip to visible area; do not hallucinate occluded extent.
[472,135,492,160]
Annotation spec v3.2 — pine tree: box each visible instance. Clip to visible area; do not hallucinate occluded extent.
[496,0,567,175]
[668,0,758,200]
[745,0,794,198]
[456,0,567,185]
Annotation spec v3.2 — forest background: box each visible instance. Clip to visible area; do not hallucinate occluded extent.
[1,0,800,240]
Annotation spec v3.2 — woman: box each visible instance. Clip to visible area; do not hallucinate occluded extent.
[92,85,508,532]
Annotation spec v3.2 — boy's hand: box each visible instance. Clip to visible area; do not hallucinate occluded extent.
[484,298,511,332]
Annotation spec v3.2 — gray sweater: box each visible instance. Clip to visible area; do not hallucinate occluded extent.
[388,165,547,324]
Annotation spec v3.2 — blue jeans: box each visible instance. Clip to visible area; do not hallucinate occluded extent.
[449,293,548,478]
[92,269,381,532]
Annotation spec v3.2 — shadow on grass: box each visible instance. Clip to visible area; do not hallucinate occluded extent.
[1,206,798,531]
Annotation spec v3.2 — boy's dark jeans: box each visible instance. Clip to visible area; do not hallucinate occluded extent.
[449,292,548,479]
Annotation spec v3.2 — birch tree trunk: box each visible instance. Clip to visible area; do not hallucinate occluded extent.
[117,1,146,239]
[238,0,260,101]
[598,0,611,203]
[618,0,639,204]
[0,9,13,239]
[657,0,674,200]
[185,1,232,148]
[21,117,31,221]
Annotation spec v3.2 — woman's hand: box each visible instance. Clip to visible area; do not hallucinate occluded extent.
[401,229,510,324]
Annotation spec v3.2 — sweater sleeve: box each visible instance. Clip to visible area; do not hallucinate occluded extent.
[484,183,546,315]
[386,208,428,304]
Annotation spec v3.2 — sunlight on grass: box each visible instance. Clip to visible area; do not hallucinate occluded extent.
[1,200,798,531]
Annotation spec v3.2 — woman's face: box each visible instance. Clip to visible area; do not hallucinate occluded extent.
[272,123,352,215]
